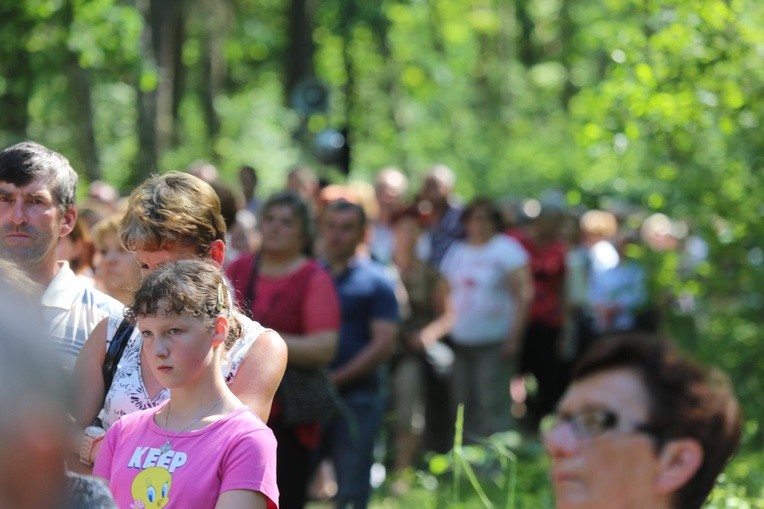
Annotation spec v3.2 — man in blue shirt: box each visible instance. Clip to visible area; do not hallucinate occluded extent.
[319,199,399,509]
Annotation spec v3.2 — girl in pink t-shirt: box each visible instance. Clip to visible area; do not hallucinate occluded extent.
[93,260,279,508]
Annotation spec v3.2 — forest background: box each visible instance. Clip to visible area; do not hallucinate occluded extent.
[1,0,763,506]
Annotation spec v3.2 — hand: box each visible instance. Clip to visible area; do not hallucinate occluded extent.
[407,329,436,352]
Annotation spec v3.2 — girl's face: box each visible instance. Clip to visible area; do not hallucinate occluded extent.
[260,204,304,256]
[139,300,226,389]
[95,232,141,296]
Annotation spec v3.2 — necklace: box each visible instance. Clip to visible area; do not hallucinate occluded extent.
[159,397,225,454]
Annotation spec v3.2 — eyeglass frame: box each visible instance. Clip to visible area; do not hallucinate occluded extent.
[541,405,664,446]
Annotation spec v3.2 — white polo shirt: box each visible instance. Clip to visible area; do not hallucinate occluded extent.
[41,261,125,375]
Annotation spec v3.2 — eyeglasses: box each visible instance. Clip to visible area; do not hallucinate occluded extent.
[541,406,658,441]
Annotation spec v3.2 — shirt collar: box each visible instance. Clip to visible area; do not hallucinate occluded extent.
[40,261,81,309]
[321,254,366,277]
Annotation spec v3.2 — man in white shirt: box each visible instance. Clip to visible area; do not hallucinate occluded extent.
[0,141,123,374]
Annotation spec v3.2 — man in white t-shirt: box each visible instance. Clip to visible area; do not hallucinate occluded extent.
[0,141,123,374]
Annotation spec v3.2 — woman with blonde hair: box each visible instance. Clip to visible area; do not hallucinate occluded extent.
[91,214,142,305]
[71,172,287,471]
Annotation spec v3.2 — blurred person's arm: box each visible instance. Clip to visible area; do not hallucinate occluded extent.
[331,272,399,388]
[68,318,109,473]
[281,269,340,368]
[408,277,454,350]
[282,330,338,368]
[330,319,398,388]
[502,264,534,359]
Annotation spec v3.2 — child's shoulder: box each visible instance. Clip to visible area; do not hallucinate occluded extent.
[225,406,270,430]
[221,407,275,442]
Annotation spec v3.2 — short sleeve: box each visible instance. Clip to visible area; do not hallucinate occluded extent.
[498,236,529,272]
[92,419,121,480]
[372,271,400,323]
[220,428,279,508]
[303,268,341,334]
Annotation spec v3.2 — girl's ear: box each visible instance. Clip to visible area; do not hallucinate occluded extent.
[211,315,229,347]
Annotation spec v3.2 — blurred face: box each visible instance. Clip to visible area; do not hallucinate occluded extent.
[133,244,200,275]
[465,206,497,244]
[392,216,421,255]
[421,175,450,204]
[544,368,661,509]
[230,222,260,256]
[322,208,364,263]
[375,177,405,210]
[260,204,304,256]
[95,232,142,296]
[0,177,75,270]
[138,300,220,389]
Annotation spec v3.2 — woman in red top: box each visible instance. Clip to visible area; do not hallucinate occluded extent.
[227,191,340,509]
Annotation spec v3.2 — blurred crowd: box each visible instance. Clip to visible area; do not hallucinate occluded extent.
[0,140,737,509]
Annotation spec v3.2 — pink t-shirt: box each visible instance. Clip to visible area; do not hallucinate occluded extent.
[93,403,278,509]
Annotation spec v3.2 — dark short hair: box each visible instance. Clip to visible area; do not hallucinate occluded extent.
[0,141,78,215]
[460,196,504,233]
[574,334,742,509]
[323,198,367,229]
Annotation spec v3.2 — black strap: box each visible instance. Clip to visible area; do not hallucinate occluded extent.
[102,318,134,394]
[91,317,134,427]
[242,254,260,319]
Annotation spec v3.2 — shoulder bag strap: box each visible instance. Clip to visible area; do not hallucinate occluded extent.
[102,317,135,394]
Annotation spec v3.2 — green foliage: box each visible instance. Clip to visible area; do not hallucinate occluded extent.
[374,406,553,508]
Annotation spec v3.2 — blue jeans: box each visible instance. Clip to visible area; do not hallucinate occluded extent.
[318,388,384,509]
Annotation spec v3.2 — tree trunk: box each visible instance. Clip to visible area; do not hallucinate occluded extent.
[0,5,33,140]
[198,0,230,154]
[150,0,183,154]
[66,60,101,182]
[134,0,159,183]
[285,0,316,102]
[170,6,186,147]
[61,0,101,181]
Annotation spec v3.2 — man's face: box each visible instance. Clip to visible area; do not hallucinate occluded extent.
[321,208,364,262]
[0,177,74,269]
[544,368,663,509]
[421,175,449,204]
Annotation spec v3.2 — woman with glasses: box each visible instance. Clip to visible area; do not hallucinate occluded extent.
[543,334,741,509]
